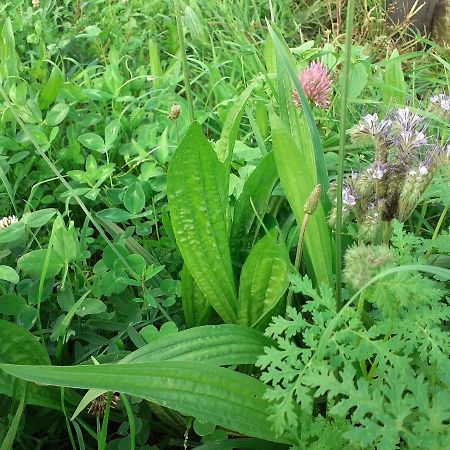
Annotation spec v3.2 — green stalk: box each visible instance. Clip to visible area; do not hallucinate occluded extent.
[98,392,112,450]
[173,0,195,123]
[121,395,136,450]
[335,0,355,308]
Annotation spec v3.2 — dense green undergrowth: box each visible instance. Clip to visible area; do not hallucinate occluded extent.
[0,0,449,449]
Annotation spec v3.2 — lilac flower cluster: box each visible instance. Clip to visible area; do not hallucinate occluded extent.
[330,101,449,242]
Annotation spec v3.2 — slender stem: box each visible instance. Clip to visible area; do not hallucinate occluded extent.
[173,0,194,123]
[121,395,136,450]
[335,0,355,308]
[98,392,112,450]
[286,214,310,311]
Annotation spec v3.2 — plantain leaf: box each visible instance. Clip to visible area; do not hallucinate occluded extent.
[73,323,272,420]
[0,362,291,444]
[266,23,329,197]
[167,122,237,323]
[217,79,258,169]
[270,111,333,286]
[238,232,289,328]
[230,152,278,266]
[181,264,212,328]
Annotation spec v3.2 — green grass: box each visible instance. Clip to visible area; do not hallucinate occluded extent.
[0,0,449,448]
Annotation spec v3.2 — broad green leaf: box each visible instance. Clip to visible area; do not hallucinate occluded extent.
[383,49,406,106]
[75,323,274,420]
[0,320,61,410]
[39,66,63,109]
[238,232,289,328]
[230,152,278,265]
[0,294,27,315]
[217,79,258,169]
[0,221,25,244]
[17,249,63,279]
[270,111,333,286]
[45,103,69,126]
[21,208,57,228]
[96,208,133,222]
[181,264,212,328]
[167,122,237,323]
[124,182,146,214]
[78,133,106,153]
[0,265,19,284]
[0,362,291,444]
[121,324,274,365]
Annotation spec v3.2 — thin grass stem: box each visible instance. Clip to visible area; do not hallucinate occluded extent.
[335,0,356,308]
[173,0,195,123]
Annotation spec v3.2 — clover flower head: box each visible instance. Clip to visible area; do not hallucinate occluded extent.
[32,0,40,6]
[431,94,450,114]
[0,215,18,230]
[168,104,181,120]
[293,62,332,108]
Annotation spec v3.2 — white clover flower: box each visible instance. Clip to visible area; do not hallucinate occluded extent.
[32,0,40,7]
[0,215,18,230]
[146,75,155,82]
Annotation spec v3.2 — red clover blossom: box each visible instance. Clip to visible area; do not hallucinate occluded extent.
[293,62,332,108]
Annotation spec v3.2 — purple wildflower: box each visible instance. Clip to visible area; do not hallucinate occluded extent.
[293,62,332,108]
[342,186,358,207]
[395,107,424,131]
[367,161,388,180]
[349,113,393,144]
[397,130,428,153]
[431,94,450,114]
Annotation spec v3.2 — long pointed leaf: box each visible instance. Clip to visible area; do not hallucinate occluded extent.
[73,323,273,420]
[230,152,278,265]
[0,362,291,444]
[270,111,333,285]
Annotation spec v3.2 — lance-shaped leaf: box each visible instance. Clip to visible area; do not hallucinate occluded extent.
[74,324,273,420]
[230,152,278,266]
[238,232,289,328]
[217,79,258,170]
[0,362,292,444]
[270,111,333,286]
[167,122,237,323]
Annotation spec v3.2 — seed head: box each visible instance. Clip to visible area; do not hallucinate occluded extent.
[168,104,181,120]
[293,62,332,108]
[304,184,322,214]
[88,393,120,417]
[344,244,392,290]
